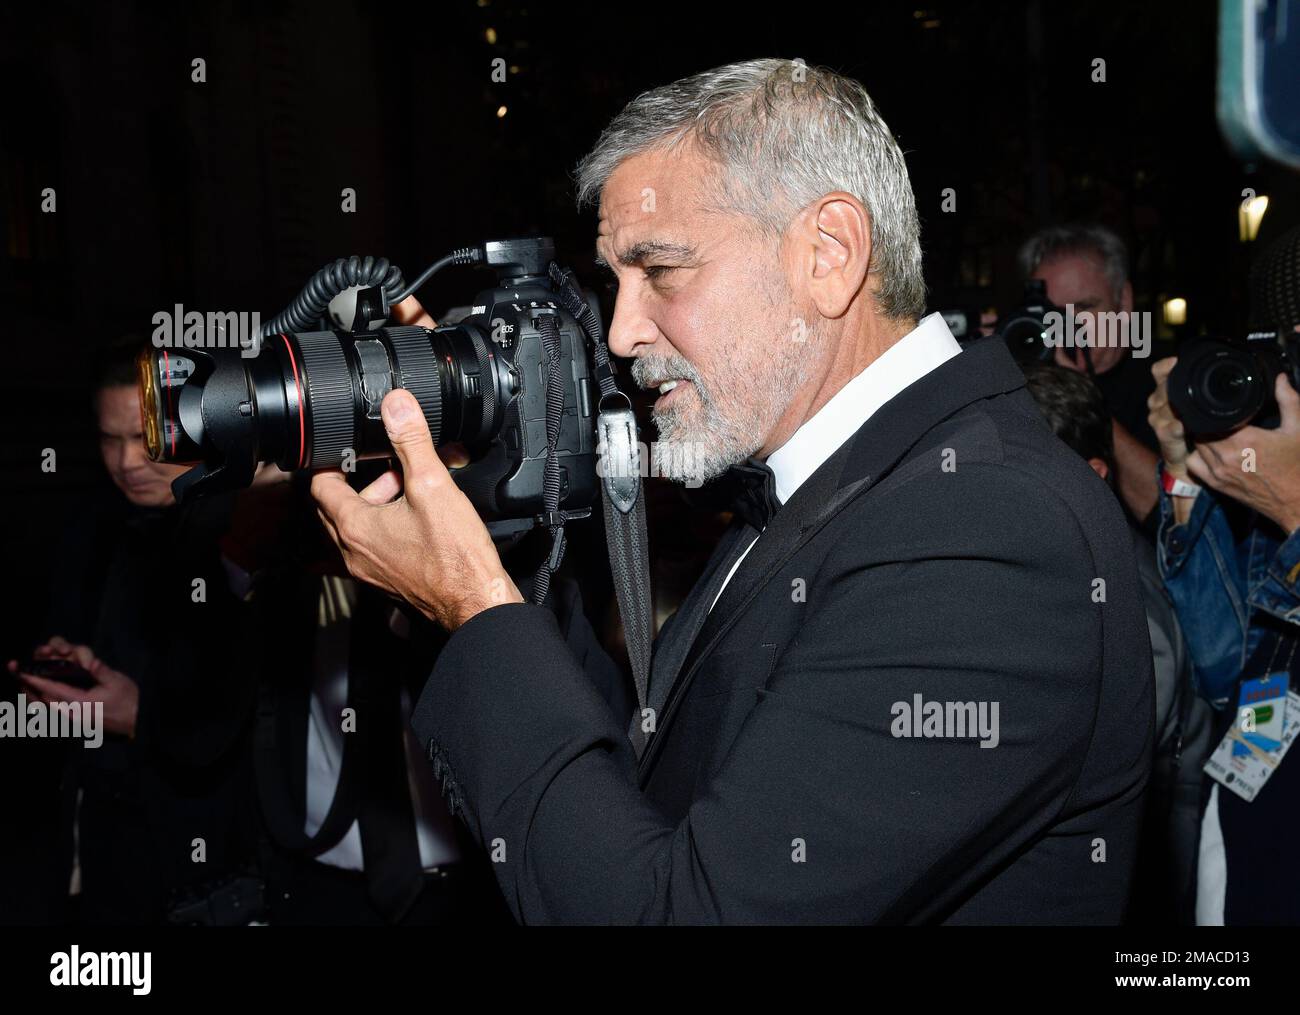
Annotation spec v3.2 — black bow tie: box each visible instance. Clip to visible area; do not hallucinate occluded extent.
[727,457,782,531]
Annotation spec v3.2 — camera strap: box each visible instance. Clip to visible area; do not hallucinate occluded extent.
[531,313,569,607]
[550,265,654,758]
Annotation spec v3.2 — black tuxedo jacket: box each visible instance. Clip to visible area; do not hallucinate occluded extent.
[412,336,1155,924]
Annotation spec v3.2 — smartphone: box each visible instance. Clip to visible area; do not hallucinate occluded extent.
[19,657,96,691]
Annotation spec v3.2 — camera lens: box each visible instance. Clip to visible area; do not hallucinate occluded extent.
[138,323,511,477]
[1001,315,1050,363]
[1200,359,1253,411]
[137,347,203,464]
[1188,350,1264,425]
[1168,339,1274,437]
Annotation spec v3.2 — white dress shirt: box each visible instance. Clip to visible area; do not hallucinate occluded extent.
[709,312,963,611]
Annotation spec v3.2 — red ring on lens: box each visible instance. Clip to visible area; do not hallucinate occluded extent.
[279,333,307,469]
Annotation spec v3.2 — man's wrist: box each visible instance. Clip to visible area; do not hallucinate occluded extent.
[431,576,525,631]
[1161,468,1202,499]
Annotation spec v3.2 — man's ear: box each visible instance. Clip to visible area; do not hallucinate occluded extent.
[791,192,872,320]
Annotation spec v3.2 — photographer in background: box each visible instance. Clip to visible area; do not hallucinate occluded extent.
[1146,226,1300,924]
[1023,363,1212,925]
[1150,339,1300,704]
[6,337,260,924]
[1020,224,1162,531]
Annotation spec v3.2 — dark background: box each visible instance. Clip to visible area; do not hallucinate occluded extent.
[3,0,1299,662]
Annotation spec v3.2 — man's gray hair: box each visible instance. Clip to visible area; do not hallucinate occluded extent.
[574,58,926,321]
[1018,224,1130,302]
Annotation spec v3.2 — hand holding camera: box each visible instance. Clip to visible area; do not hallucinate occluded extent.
[310,387,524,631]
[1152,328,1300,534]
[1183,370,1300,534]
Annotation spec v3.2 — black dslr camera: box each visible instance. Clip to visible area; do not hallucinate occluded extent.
[1167,329,1300,439]
[136,238,600,531]
[942,279,1062,364]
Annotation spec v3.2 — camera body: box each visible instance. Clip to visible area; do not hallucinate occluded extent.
[942,279,1062,363]
[434,274,599,520]
[138,238,599,524]
[992,279,1061,364]
[1167,329,1300,439]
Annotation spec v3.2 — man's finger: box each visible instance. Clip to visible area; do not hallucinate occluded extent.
[315,507,342,553]
[311,469,360,534]
[68,644,97,671]
[438,442,471,469]
[1151,356,1176,384]
[1276,372,1300,432]
[44,636,73,656]
[391,295,438,329]
[381,388,450,501]
[359,468,403,505]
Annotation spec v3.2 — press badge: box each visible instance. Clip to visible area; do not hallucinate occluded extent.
[1203,678,1298,803]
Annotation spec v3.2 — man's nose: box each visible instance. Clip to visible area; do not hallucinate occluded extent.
[123,440,152,471]
[606,292,659,360]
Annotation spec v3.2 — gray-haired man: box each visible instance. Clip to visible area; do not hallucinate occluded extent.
[311,58,1152,924]
[1019,224,1162,527]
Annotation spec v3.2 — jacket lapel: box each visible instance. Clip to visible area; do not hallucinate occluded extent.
[646,521,753,718]
[637,441,856,780]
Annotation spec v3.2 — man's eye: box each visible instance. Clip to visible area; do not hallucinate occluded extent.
[643,265,674,281]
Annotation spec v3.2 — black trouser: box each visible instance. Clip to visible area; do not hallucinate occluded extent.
[267,850,514,926]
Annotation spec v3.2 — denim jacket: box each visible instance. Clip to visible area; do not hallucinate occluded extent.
[1156,463,1300,709]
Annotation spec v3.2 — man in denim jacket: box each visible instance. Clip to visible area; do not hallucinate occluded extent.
[1150,348,1300,699]
[1149,348,1300,924]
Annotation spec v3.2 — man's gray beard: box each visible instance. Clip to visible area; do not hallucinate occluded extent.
[631,327,821,487]
[630,353,740,486]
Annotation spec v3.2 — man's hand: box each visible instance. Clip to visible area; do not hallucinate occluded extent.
[310,387,523,630]
[1148,355,1200,526]
[8,636,139,738]
[1148,356,1192,479]
[1184,372,1300,535]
